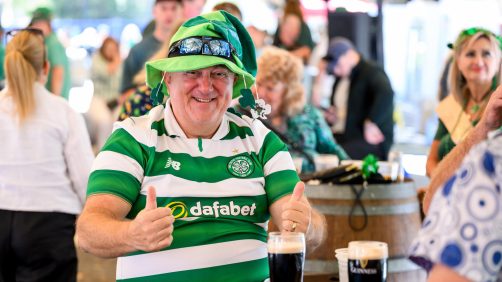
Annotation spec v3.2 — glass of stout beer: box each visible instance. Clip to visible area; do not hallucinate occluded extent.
[267,232,305,282]
[348,241,388,282]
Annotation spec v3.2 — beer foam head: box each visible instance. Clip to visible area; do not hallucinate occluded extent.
[267,241,305,254]
[348,241,388,259]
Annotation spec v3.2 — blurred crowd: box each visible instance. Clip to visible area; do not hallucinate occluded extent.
[0,0,501,281]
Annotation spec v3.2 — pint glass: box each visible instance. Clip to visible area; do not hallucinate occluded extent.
[267,232,305,282]
[348,241,388,282]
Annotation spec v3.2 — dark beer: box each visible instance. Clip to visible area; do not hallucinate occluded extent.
[267,232,305,282]
[268,252,304,282]
[348,258,387,282]
[348,241,388,282]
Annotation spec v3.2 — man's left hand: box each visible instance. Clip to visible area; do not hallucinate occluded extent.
[281,182,312,233]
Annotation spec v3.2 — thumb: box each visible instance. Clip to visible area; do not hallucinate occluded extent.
[289,182,305,202]
[145,186,157,210]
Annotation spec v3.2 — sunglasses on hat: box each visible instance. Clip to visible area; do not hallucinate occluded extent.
[168,36,236,63]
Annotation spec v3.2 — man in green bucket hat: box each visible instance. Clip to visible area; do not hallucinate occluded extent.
[77,11,326,281]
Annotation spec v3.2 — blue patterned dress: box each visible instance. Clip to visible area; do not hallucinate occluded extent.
[409,129,502,282]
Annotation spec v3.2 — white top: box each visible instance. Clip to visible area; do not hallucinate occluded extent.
[0,83,94,214]
[332,77,350,133]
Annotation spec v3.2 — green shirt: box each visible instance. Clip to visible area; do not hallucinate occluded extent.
[88,101,299,281]
[45,33,71,99]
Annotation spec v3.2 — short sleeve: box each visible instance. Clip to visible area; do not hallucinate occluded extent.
[408,137,502,282]
[87,128,147,204]
[259,131,300,205]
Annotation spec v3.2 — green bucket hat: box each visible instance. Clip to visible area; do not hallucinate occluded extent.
[30,7,53,24]
[145,10,257,99]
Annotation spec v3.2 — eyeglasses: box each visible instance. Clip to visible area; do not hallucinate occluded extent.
[168,36,236,63]
[4,28,47,61]
[6,28,44,41]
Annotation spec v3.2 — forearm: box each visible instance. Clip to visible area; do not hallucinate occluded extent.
[290,46,311,62]
[51,66,64,96]
[306,208,327,252]
[424,125,488,213]
[76,207,135,258]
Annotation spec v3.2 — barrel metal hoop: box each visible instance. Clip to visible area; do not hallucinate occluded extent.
[305,183,417,200]
[313,202,420,215]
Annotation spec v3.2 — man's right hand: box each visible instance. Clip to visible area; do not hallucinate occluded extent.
[127,186,174,252]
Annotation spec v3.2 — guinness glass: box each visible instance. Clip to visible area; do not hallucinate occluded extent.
[267,232,305,282]
[348,241,388,282]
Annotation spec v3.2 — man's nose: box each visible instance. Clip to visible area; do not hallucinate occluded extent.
[198,72,213,92]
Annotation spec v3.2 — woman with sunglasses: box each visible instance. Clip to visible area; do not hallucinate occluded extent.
[426,27,502,177]
[0,29,93,282]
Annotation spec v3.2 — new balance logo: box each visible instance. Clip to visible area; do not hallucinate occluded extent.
[165,157,181,170]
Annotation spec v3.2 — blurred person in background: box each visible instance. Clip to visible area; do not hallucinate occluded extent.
[410,85,502,282]
[120,0,183,99]
[118,20,183,121]
[29,7,71,99]
[273,0,314,64]
[321,37,394,161]
[212,2,242,20]
[253,46,349,173]
[423,83,502,214]
[0,29,93,282]
[91,36,122,110]
[426,27,501,177]
[182,0,207,19]
[87,36,123,152]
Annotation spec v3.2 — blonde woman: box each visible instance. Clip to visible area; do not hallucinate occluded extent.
[254,46,349,173]
[0,29,93,281]
[426,27,502,177]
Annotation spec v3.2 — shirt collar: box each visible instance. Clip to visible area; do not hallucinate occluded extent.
[163,99,230,140]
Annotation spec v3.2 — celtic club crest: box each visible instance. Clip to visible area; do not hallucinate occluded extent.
[227,156,254,178]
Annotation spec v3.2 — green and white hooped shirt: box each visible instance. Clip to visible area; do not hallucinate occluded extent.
[88,100,299,282]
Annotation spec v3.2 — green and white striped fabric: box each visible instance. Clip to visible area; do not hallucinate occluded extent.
[88,100,299,281]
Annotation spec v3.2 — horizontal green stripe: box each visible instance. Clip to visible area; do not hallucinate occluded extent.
[119,257,269,282]
[265,170,299,204]
[101,128,149,168]
[147,151,264,182]
[87,170,141,206]
[126,221,268,257]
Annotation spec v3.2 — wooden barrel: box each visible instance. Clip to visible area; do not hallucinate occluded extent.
[303,181,426,282]
[77,248,116,282]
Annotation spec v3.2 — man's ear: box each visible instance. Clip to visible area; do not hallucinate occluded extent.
[164,72,171,85]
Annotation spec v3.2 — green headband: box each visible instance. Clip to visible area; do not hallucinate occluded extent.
[447,27,502,50]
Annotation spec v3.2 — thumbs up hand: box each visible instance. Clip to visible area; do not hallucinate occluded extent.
[127,186,174,252]
[281,182,312,233]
